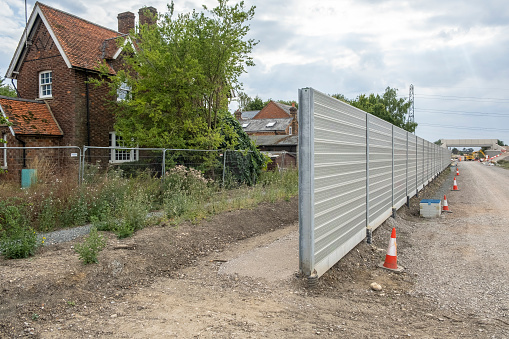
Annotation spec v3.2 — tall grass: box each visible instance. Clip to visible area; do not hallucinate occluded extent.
[163,168,298,224]
[0,164,298,246]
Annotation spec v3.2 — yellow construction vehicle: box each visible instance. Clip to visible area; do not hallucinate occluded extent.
[465,153,475,161]
[473,149,486,160]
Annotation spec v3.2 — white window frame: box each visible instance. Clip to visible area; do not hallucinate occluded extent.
[39,70,53,98]
[288,126,292,135]
[1,134,7,169]
[109,132,138,163]
[117,82,131,101]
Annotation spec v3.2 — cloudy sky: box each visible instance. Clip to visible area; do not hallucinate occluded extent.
[1,0,508,144]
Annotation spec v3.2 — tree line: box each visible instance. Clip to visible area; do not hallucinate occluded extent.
[238,87,416,133]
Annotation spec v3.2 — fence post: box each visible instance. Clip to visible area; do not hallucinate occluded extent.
[222,150,227,188]
[415,136,418,197]
[82,146,87,184]
[365,113,370,241]
[161,149,166,181]
[422,139,425,186]
[405,132,409,207]
[391,125,395,217]
[78,147,82,185]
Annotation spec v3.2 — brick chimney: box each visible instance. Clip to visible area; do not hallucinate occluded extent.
[234,109,242,121]
[290,102,298,135]
[139,7,158,26]
[118,12,135,34]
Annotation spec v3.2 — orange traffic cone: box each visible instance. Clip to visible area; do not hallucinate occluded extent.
[443,195,452,213]
[380,228,403,272]
[456,168,459,176]
[452,177,460,191]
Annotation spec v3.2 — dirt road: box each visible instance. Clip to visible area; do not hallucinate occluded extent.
[1,162,509,338]
[405,161,509,319]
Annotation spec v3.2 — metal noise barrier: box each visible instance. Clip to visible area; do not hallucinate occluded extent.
[298,88,451,279]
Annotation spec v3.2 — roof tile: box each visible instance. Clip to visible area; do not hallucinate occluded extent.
[38,2,124,72]
[0,96,63,136]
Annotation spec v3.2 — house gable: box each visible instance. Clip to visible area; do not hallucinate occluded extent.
[6,2,125,79]
[253,101,291,120]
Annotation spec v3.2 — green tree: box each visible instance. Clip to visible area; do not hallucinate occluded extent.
[0,87,12,152]
[245,95,264,111]
[237,92,252,111]
[497,139,507,146]
[240,95,297,111]
[0,77,17,98]
[275,99,298,108]
[102,0,257,151]
[332,87,417,133]
[331,93,349,103]
[220,114,267,185]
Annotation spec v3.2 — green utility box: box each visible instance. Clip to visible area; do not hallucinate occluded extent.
[21,169,37,188]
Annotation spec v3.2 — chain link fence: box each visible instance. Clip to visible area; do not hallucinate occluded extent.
[0,145,297,188]
[82,146,283,187]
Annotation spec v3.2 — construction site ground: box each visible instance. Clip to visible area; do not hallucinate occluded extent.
[1,160,509,338]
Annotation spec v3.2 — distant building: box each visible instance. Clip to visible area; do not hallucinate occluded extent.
[234,100,298,169]
[234,100,298,137]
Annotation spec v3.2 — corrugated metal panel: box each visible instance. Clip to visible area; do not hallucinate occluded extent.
[417,137,424,188]
[407,134,417,197]
[368,117,392,223]
[393,128,407,207]
[312,90,367,274]
[298,88,451,278]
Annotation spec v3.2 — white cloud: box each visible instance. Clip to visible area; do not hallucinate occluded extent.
[1,0,508,143]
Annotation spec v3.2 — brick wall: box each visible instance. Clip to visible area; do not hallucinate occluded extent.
[16,18,118,155]
[0,131,68,184]
[16,20,75,146]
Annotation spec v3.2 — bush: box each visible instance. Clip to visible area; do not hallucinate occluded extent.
[74,227,106,264]
[0,203,39,259]
[92,188,150,239]
[163,165,213,222]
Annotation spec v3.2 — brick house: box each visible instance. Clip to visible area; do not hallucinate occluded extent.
[1,2,156,181]
[235,100,298,136]
[234,100,298,169]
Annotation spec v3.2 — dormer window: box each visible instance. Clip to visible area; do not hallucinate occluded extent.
[266,121,276,127]
[242,122,249,128]
[117,82,131,101]
[39,71,52,98]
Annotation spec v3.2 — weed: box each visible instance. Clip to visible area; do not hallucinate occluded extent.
[0,201,40,259]
[38,196,57,232]
[31,313,39,321]
[74,227,106,264]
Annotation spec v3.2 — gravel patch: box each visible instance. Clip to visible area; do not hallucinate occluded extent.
[36,211,165,246]
[403,161,509,320]
[37,224,93,246]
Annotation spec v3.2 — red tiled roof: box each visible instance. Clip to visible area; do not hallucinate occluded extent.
[38,2,124,73]
[0,97,63,136]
